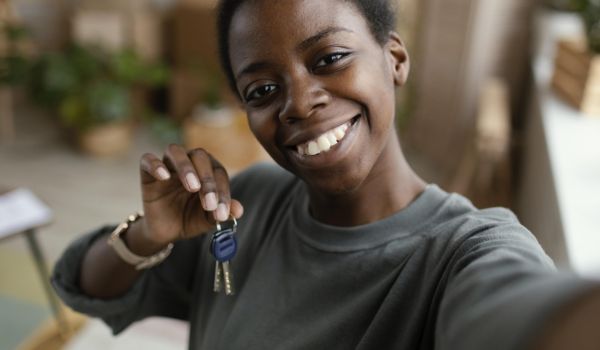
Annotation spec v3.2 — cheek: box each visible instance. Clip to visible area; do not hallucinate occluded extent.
[247,113,288,163]
[247,114,273,148]
[345,65,396,128]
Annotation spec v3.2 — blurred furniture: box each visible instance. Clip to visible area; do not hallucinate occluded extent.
[1,0,16,143]
[17,309,86,350]
[449,78,511,209]
[72,1,163,61]
[0,188,68,337]
[0,87,15,142]
[183,110,271,174]
[168,0,224,121]
[551,38,600,117]
[517,9,600,276]
[406,0,536,184]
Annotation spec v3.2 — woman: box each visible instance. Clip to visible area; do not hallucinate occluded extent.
[52,0,600,349]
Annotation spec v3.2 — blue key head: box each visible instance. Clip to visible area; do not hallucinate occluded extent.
[210,228,237,262]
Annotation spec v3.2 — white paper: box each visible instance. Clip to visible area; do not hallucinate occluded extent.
[66,318,187,350]
[0,188,53,238]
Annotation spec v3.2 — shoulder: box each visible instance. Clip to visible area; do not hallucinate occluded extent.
[423,187,553,270]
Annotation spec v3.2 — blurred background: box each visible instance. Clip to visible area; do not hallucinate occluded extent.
[0,0,598,348]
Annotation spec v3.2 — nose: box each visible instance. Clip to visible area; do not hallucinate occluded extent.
[278,71,330,124]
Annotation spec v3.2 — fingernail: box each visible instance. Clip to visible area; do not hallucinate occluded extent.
[204,192,218,211]
[186,173,200,191]
[216,203,228,222]
[157,167,170,180]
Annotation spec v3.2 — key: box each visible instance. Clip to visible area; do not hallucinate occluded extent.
[222,260,234,295]
[213,260,222,293]
[210,219,238,296]
[211,228,237,295]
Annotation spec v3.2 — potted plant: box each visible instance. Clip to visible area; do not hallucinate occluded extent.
[579,0,600,52]
[550,0,600,117]
[28,45,168,156]
[0,22,33,142]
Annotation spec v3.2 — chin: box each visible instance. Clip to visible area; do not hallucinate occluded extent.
[299,167,367,196]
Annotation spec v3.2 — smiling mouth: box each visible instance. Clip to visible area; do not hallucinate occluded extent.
[295,115,360,156]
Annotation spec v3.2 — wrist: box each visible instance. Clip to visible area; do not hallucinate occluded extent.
[124,218,172,256]
[107,212,174,270]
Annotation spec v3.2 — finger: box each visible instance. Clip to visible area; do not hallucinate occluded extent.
[188,148,218,211]
[140,152,171,184]
[230,199,244,219]
[213,165,232,222]
[163,144,201,193]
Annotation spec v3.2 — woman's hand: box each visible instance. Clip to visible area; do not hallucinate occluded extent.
[138,144,244,246]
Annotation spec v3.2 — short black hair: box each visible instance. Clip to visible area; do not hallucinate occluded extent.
[216,0,397,97]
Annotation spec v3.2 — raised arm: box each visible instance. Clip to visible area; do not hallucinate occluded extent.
[78,144,244,299]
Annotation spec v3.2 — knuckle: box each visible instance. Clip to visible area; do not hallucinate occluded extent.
[199,177,217,190]
[218,192,231,203]
[200,176,216,184]
[177,162,194,173]
[189,148,210,162]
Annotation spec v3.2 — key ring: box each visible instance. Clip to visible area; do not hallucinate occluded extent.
[215,215,237,232]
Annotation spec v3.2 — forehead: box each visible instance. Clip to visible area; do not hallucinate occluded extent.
[228,0,373,68]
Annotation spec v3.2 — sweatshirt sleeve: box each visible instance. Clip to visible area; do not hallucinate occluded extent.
[435,208,599,350]
[51,225,204,334]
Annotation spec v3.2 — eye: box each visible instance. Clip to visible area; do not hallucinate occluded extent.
[245,84,278,103]
[314,52,350,69]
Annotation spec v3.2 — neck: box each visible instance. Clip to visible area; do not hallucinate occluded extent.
[307,131,426,227]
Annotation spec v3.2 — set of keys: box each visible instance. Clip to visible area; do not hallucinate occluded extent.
[210,217,238,296]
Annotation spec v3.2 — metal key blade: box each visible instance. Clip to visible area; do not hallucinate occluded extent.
[213,261,222,293]
[222,261,235,296]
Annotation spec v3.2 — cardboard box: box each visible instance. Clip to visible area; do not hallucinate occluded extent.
[72,11,126,52]
[72,6,163,62]
[552,39,600,117]
[178,0,218,9]
[169,68,235,120]
[170,4,220,70]
[76,0,150,12]
[130,11,163,62]
[183,111,270,174]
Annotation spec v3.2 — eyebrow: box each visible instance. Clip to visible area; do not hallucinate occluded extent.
[235,26,353,80]
[296,26,353,52]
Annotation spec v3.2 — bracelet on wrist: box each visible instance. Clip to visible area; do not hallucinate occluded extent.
[107,211,174,270]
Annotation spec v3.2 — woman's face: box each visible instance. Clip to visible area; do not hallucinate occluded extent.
[229,0,408,194]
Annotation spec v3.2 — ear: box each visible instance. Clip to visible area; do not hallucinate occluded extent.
[385,32,410,87]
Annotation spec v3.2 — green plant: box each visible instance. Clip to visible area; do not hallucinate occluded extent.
[580,0,600,53]
[189,60,225,110]
[28,44,169,131]
[0,23,31,86]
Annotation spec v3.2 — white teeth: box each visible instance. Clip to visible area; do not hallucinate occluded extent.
[296,121,352,156]
[307,141,320,156]
[326,133,337,146]
[317,135,331,152]
[333,127,345,140]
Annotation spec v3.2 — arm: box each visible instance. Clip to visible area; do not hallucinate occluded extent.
[531,286,600,350]
[52,144,244,333]
[77,144,243,299]
[78,218,169,299]
[435,216,599,350]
